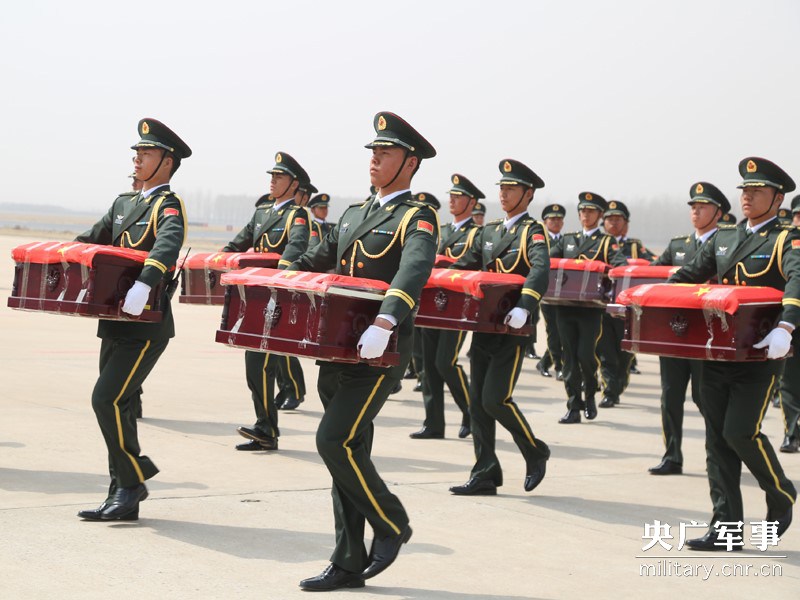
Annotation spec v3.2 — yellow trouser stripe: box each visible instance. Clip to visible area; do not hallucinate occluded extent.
[521,288,541,301]
[144,258,168,273]
[502,346,536,446]
[262,354,271,431]
[594,317,605,386]
[343,375,401,534]
[285,356,300,397]
[386,288,415,309]
[452,331,470,406]
[113,340,150,482]
[753,375,795,504]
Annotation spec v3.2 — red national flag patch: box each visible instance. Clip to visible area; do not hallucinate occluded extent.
[311,231,319,237]
[417,221,434,234]
[532,233,545,243]
[295,217,307,225]
[792,239,800,249]
[163,208,179,217]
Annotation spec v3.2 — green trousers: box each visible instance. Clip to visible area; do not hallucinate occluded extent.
[556,305,603,410]
[701,360,796,525]
[539,303,562,371]
[316,361,408,573]
[597,313,634,399]
[276,355,306,399]
[93,337,167,488]
[244,350,280,438]
[419,328,470,434]
[467,332,550,486]
[780,350,800,442]
[658,356,703,465]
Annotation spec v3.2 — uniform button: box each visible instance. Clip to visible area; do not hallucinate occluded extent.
[722,278,728,284]
[741,281,747,286]
[341,259,346,266]
[357,261,364,268]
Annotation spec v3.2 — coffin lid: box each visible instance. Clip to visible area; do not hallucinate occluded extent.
[608,265,679,280]
[616,283,784,315]
[424,268,525,299]
[184,251,281,270]
[550,258,610,273]
[220,267,390,295]
[11,241,147,267]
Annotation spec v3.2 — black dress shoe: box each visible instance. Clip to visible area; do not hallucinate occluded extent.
[449,478,497,496]
[599,395,618,408]
[237,426,273,444]
[236,440,265,451]
[403,365,417,380]
[258,436,279,450]
[629,365,641,375]
[413,381,423,393]
[390,382,402,395]
[524,457,548,492]
[767,505,792,536]
[458,423,471,439]
[362,525,413,580]
[584,397,597,420]
[686,530,743,551]
[780,435,800,453]
[275,391,287,409]
[100,484,148,520]
[535,361,552,378]
[78,503,139,521]
[648,458,683,475]
[280,395,304,410]
[409,427,444,439]
[556,371,564,381]
[559,409,581,424]
[299,563,365,591]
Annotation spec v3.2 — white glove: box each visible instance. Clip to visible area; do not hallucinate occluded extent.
[504,307,530,329]
[753,327,793,359]
[122,281,152,316]
[357,325,393,359]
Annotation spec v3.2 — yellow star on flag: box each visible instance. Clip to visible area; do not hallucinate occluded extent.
[693,286,712,297]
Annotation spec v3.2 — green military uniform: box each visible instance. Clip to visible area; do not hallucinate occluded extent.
[223,152,311,446]
[308,193,334,250]
[451,159,551,491]
[648,182,731,474]
[670,158,799,543]
[718,212,738,225]
[778,207,793,226]
[291,112,437,577]
[549,193,627,423]
[415,176,483,438]
[536,203,566,378]
[780,194,800,453]
[76,118,190,505]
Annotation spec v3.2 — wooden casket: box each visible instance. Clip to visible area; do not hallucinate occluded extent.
[608,265,679,302]
[415,269,532,336]
[612,283,785,361]
[542,258,612,307]
[215,268,400,367]
[8,241,165,322]
[180,251,281,305]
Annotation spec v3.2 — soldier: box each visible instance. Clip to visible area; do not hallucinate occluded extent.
[290,112,437,591]
[669,157,798,549]
[550,193,627,424]
[597,200,651,407]
[779,194,800,453]
[536,203,566,380]
[793,195,800,227]
[472,201,486,226]
[648,182,730,475]
[410,175,482,440]
[307,193,333,248]
[448,159,551,497]
[75,118,191,521]
[718,212,737,226]
[223,152,312,451]
[778,207,793,226]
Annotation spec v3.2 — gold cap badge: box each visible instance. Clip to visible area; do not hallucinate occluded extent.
[747,159,757,173]
[503,161,512,173]
[418,193,426,201]
[585,193,593,201]
[695,183,704,194]
[553,204,560,211]
[453,175,460,184]
[609,201,617,209]
[378,115,387,131]
[141,121,150,135]
[322,195,328,201]
[276,153,282,163]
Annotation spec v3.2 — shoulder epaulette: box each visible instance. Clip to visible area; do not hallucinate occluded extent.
[118,191,138,197]
[718,223,737,229]
[781,223,795,230]
[487,218,504,226]
[627,237,643,244]
[404,198,426,207]
[671,234,689,240]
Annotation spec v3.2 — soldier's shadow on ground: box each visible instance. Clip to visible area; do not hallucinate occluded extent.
[365,589,547,600]
[142,417,311,438]
[0,467,207,495]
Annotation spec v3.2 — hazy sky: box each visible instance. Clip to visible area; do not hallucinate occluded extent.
[3,0,800,219]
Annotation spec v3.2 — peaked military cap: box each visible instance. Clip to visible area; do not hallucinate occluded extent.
[577,191,607,211]
[308,193,330,208]
[791,195,800,214]
[364,111,436,159]
[604,200,630,220]
[299,181,318,195]
[473,202,486,215]
[737,157,796,193]
[267,151,309,183]
[542,203,566,219]
[131,118,192,159]
[778,208,792,224]
[256,194,273,206]
[718,212,737,225]
[497,159,545,189]
[449,173,485,199]
[415,192,441,210]
[689,181,731,214]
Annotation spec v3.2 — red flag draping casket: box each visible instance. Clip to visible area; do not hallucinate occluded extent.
[613,283,785,361]
[215,268,400,367]
[180,251,281,305]
[608,264,679,302]
[7,241,165,322]
[542,258,612,307]
[626,258,651,266]
[415,269,532,335]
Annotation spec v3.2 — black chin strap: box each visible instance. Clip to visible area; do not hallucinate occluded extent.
[749,188,781,223]
[276,177,295,200]
[507,186,530,215]
[380,149,410,194]
[140,149,168,183]
[697,206,721,232]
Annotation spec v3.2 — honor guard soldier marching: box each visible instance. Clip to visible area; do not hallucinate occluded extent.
[550,193,627,424]
[223,152,312,450]
[289,112,438,591]
[648,182,730,475]
[472,201,486,226]
[307,193,334,249]
[597,200,650,407]
[780,193,800,453]
[75,118,191,521]
[778,207,793,226]
[536,203,566,380]
[449,159,551,497]
[410,174,483,440]
[792,195,800,227]
[669,157,799,549]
